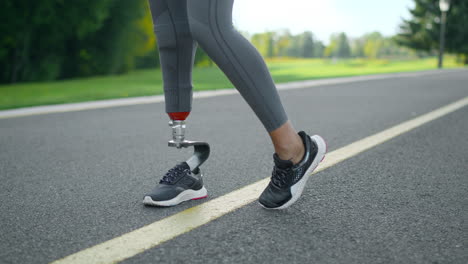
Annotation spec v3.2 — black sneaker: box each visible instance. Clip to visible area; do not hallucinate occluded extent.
[143,162,208,206]
[259,131,327,209]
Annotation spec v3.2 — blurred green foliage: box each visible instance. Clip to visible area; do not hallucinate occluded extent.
[0,0,156,84]
[325,33,351,58]
[1,0,466,85]
[0,0,216,84]
[352,32,417,59]
[249,30,414,60]
[397,0,468,64]
[250,30,326,59]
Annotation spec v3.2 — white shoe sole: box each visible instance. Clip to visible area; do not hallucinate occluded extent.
[143,187,208,207]
[261,135,327,210]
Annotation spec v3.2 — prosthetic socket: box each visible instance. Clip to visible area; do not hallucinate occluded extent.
[168,116,210,171]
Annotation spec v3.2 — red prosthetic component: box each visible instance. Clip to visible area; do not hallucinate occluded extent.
[168,112,190,121]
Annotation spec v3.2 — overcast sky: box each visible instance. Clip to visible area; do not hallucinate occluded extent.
[232,0,414,43]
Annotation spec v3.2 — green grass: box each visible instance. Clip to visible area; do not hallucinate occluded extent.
[0,57,464,110]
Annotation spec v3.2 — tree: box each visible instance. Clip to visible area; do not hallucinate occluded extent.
[363,32,384,58]
[286,34,301,57]
[324,34,338,58]
[266,32,275,58]
[68,0,153,77]
[325,32,351,58]
[336,32,351,58]
[350,31,416,59]
[351,37,366,58]
[277,31,315,58]
[299,31,314,58]
[275,30,292,57]
[251,33,266,56]
[313,41,325,58]
[250,31,276,58]
[0,0,113,83]
[0,0,155,83]
[396,0,468,64]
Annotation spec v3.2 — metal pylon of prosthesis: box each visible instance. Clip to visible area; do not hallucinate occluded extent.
[168,120,210,171]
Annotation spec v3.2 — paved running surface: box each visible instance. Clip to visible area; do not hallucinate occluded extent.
[1,70,467,264]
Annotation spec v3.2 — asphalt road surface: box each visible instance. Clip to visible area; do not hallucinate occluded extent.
[1,70,467,264]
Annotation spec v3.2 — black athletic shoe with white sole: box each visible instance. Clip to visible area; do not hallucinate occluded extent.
[259,131,326,209]
[143,162,207,206]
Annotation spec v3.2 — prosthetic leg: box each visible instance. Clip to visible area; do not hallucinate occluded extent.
[167,112,210,172]
[144,0,210,206]
[143,111,210,206]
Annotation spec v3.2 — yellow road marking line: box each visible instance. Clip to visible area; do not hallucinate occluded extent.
[51,96,468,264]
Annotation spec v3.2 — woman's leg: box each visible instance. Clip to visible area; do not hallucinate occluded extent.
[187,0,327,209]
[144,0,208,207]
[269,121,305,164]
[148,0,196,113]
[186,0,304,163]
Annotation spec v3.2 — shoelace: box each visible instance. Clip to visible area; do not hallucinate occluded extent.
[160,164,190,184]
[271,166,292,188]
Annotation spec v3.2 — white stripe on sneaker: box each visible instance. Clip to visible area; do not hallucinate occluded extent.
[143,187,208,207]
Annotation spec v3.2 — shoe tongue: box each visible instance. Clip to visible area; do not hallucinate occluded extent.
[177,162,191,171]
[273,153,294,169]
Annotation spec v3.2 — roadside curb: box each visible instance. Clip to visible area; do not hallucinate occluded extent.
[0,69,464,119]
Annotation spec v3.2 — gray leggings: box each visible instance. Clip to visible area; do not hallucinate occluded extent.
[148,0,288,132]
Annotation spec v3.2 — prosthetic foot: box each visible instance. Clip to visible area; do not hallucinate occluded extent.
[142,112,210,206]
[167,112,210,171]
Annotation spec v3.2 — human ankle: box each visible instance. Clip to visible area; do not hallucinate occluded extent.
[276,140,305,165]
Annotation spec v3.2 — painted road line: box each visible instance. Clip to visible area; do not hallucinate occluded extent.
[50,96,468,264]
[2,69,463,119]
